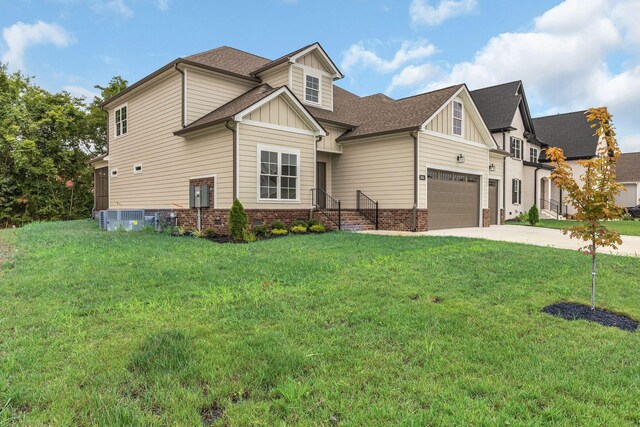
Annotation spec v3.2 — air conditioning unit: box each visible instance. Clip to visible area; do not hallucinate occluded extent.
[105,210,145,232]
[98,210,108,230]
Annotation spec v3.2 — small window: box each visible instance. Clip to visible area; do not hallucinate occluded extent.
[115,105,128,137]
[510,137,522,159]
[110,168,118,177]
[452,101,463,136]
[305,75,320,104]
[133,163,143,174]
[529,147,539,163]
[259,149,298,201]
[512,179,522,204]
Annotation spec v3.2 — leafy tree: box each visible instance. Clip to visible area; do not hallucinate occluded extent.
[84,76,128,155]
[527,204,539,226]
[546,107,625,310]
[229,199,248,241]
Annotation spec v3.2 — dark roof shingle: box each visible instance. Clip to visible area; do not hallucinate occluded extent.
[617,152,640,183]
[470,81,522,131]
[533,111,599,159]
[184,46,271,78]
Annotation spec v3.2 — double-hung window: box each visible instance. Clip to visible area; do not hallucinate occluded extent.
[259,148,299,201]
[115,105,128,137]
[529,147,539,163]
[510,137,522,159]
[512,179,522,204]
[452,100,463,136]
[305,74,320,104]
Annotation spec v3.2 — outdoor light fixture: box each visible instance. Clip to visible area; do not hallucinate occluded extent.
[489,163,496,171]
[457,154,465,163]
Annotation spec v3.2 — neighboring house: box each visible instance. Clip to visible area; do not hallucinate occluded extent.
[616,152,640,208]
[533,111,601,215]
[470,81,554,220]
[91,42,508,232]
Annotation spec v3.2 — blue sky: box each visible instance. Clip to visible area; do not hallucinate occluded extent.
[2,0,640,151]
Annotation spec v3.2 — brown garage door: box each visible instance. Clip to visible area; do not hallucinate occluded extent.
[427,169,480,230]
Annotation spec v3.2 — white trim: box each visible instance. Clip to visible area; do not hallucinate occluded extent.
[303,68,322,107]
[256,144,301,203]
[114,103,128,139]
[133,163,143,174]
[317,148,342,154]
[425,163,486,227]
[452,99,464,137]
[289,43,343,78]
[422,130,488,150]
[241,119,316,136]
[235,123,240,200]
[189,174,217,208]
[288,65,293,90]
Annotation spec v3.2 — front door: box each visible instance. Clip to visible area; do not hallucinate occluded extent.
[489,179,499,225]
[316,161,327,208]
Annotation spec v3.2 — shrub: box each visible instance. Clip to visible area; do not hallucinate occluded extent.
[243,231,257,242]
[307,218,321,228]
[271,220,286,230]
[253,224,269,238]
[528,205,540,226]
[515,212,528,223]
[172,226,186,236]
[191,229,204,238]
[309,224,326,233]
[290,225,307,234]
[292,219,307,228]
[229,199,248,241]
[271,228,288,236]
[202,227,217,238]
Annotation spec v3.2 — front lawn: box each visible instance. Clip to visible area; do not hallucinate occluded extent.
[507,218,640,236]
[1,221,639,425]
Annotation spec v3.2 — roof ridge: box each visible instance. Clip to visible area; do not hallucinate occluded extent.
[470,80,522,92]
[187,45,272,61]
[394,84,462,102]
[534,110,589,120]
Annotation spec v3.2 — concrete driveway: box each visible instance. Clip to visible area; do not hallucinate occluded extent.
[362,225,640,257]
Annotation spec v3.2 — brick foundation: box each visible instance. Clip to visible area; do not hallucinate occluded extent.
[312,208,428,232]
[500,209,505,225]
[175,208,312,235]
[482,209,491,227]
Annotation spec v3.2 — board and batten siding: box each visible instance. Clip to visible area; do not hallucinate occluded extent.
[185,66,255,124]
[260,67,289,89]
[108,70,234,209]
[318,123,346,153]
[332,134,414,209]
[425,101,484,144]
[419,131,490,210]
[246,97,312,131]
[297,51,331,73]
[237,123,315,209]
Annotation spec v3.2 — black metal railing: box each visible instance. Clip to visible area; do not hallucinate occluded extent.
[540,198,566,219]
[312,188,341,230]
[356,190,379,230]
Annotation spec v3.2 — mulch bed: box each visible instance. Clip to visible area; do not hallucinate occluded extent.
[542,302,638,332]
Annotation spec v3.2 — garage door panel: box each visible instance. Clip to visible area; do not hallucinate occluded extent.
[427,169,479,230]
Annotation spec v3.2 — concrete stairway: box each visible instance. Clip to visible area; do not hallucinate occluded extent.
[540,209,565,220]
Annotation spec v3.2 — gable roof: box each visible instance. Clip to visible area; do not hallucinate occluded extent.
[533,111,599,159]
[175,84,325,136]
[251,42,343,78]
[470,81,528,132]
[184,46,272,78]
[617,152,640,183]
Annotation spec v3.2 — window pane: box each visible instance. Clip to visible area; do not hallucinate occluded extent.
[115,110,120,122]
[122,121,127,134]
[261,151,269,162]
[121,107,127,120]
[116,122,121,136]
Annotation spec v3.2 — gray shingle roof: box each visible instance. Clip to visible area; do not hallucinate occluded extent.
[470,81,523,131]
[184,46,272,78]
[533,111,599,159]
[617,152,640,183]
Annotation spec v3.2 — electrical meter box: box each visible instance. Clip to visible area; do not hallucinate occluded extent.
[189,184,210,208]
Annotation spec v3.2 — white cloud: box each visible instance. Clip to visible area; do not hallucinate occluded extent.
[410,0,477,26]
[341,39,437,74]
[155,0,169,11]
[386,63,440,94]
[92,0,133,18]
[1,21,73,71]
[621,134,640,152]
[63,85,99,100]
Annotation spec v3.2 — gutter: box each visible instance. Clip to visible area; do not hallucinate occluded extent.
[174,63,186,128]
[225,121,238,200]
[410,130,419,232]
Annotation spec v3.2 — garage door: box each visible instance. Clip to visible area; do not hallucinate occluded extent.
[427,169,480,230]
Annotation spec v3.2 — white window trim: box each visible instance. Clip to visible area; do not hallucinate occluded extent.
[452,99,464,137]
[530,147,539,163]
[110,168,118,177]
[256,144,301,203]
[511,137,523,160]
[114,104,128,139]
[303,69,322,106]
[133,163,143,174]
[512,178,522,205]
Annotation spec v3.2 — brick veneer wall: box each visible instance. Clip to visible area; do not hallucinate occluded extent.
[176,208,311,235]
[500,209,505,225]
[312,208,428,232]
[482,209,491,227]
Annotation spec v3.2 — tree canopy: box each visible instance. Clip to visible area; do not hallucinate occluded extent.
[0,65,126,227]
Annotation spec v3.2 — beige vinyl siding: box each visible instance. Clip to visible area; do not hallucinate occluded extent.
[290,64,333,111]
[321,75,332,110]
[290,66,304,101]
[419,131,490,209]
[260,67,289,89]
[297,51,331,73]
[237,122,315,209]
[185,66,255,124]
[318,123,346,153]
[425,100,485,144]
[316,151,333,194]
[618,183,639,207]
[246,97,312,131]
[332,134,414,209]
[108,70,234,209]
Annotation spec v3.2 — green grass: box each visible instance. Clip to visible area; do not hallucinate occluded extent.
[1,221,639,426]
[508,219,640,236]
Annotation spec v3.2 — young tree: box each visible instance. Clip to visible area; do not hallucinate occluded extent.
[527,204,539,226]
[229,199,248,241]
[546,107,625,310]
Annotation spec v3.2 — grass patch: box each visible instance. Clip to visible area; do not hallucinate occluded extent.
[508,219,640,236]
[0,220,639,425]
